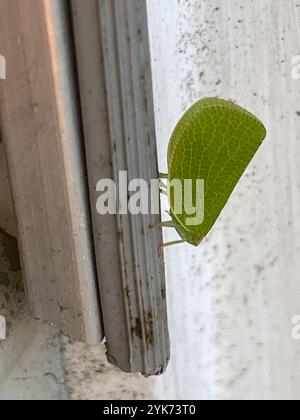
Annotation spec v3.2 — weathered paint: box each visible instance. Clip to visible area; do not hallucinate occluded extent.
[148,0,300,400]
[72,0,170,375]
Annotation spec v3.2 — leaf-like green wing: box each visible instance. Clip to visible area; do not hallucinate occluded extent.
[168,98,266,241]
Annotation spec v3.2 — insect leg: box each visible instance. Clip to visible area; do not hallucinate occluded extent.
[159,172,168,179]
[160,189,168,196]
[159,179,168,196]
[159,240,185,255]
[161,221,178,228]
[149,220,177,229]
[161,240,185,247]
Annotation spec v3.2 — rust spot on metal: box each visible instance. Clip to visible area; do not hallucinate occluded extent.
[131,308,154,346]
[124,285,130,299]
[117,231,124,242]
[131,317,143,340]
[145,308,154,346]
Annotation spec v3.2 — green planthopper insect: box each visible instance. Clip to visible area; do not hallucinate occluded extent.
[156,98,267,250]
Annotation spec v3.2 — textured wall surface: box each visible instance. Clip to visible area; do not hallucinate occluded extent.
[63,340,154,400]
[0,231,154,400]
[148,0,300,400]
[0,232,68,400]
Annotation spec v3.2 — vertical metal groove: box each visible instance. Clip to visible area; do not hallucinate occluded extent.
[115,0,151,371]
[72,0,170,374]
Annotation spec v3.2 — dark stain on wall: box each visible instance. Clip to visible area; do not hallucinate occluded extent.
[0,233,20,272]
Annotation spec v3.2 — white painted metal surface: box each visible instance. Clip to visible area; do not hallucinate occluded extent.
[72,0,170,375]
[149,0,300,400]
[0,0,103,343]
